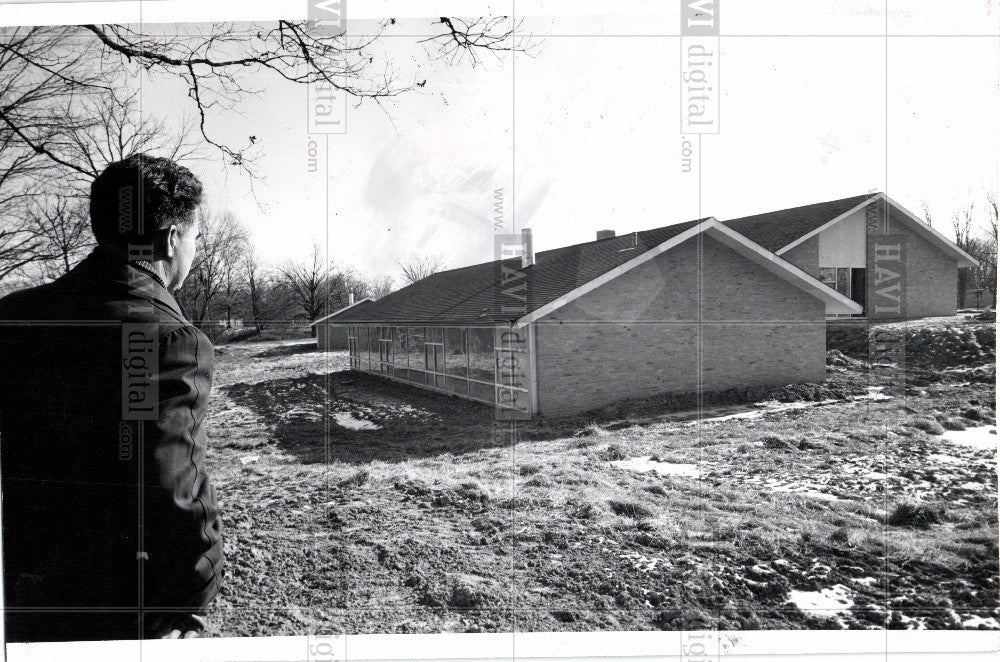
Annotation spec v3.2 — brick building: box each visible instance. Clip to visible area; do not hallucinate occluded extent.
[312,296,373,350]
[322,217,860,416]
[724,193,979,319]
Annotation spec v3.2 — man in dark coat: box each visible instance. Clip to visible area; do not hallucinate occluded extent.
[0,154,223,641]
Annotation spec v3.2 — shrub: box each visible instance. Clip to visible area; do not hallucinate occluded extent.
[608,499,654,520]
[940,417,967,431]
[762,435,796,451]
[887,502,942,529]
[597,444,628,461]
[962,407,987,422]
[911,418,944,435]
[455,481,490,503]
[337,469,369,488]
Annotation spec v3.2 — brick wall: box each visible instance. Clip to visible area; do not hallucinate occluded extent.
[317,323,350,350]
[883,211,959,318]
[781,236,820,278]
[533,235,827,416]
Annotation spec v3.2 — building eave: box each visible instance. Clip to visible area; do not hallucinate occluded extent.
[309,298,375,326]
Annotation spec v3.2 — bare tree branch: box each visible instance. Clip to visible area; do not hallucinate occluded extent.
[421,17,536,67]
[398,253,445,285]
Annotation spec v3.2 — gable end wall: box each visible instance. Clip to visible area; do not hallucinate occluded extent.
[883,211,959,318]
[533,235,826,416]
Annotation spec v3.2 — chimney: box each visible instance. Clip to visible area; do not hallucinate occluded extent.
[596,229,615,240]
[521,227,534,267]
[348,291,355,305]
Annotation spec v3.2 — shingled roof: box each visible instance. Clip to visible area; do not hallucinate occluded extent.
[322,212,870,326]
[722,193,878,252]
[324,219,707,325]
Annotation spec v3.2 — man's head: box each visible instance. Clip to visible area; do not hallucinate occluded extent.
[90,154,203,290]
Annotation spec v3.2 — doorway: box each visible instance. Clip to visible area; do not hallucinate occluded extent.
[850,268,867,315]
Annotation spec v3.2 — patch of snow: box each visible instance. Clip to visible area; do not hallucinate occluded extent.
[851,576,878,587]
[941,426,997,451]
[239,455,260,465]
[962,615,1000,629]
[282,406,323,422]
[896,613,928,630]
[861,386,893,401]
[928,453,963,464]
[619,551,665,573]
[333,412,380,430]
[771,484,839,502]
[694,409,764,424]
[611,456,700,477]
[677,389,892,427]
[787,584,854,617]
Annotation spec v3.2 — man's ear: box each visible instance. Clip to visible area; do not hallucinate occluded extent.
[151,226,177,261]
[165,225,179,259]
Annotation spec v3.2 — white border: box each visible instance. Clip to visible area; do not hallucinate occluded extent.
[0,2,994,660]
[6,630,1000,661]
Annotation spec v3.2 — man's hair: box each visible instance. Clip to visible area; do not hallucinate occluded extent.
[90,153,203,247]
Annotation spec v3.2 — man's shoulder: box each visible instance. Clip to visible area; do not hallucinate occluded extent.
[0,277,201,344]
[0,282,61,320]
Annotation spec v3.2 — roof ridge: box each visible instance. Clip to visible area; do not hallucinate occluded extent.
[535,217,710,258]
[723,192,879,223]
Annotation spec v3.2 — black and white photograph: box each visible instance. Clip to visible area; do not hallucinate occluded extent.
[0,0,997,659]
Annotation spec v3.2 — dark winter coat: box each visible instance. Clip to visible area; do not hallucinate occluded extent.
[0,250,223,641]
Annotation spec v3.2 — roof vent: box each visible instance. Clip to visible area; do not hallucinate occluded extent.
[596,229,615,240]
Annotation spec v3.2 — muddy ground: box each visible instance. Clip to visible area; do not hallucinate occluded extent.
[202,320,998,635]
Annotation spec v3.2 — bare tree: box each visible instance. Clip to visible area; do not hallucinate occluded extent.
[953,202,976,309]
[176,209,248,326]
[0,226,45,287]
[398,254,445,285]
[983,191,998,307]
[0,26,107,283]
[25,196,94,277]
[950,195,1000,309]
[243,248,265,332]
[61,89,204,179]
[920,201,933,226]
[986,191,998,250]
[363,274,395,300]
[0,29,205,285]
[280,244,337,330]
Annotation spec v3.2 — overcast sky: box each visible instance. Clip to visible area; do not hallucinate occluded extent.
[12,0,998,282]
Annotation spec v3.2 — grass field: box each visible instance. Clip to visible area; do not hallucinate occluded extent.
[203,320,997,635]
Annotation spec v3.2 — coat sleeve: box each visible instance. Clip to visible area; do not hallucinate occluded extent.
[141,324,223,613]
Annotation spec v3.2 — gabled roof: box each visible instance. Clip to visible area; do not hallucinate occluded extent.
[310,297,375,326]
[723,193,877,252]
[515,219,862,325]
[323,219,706,325]
[724,192,979,268]
[326,217,863,326]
